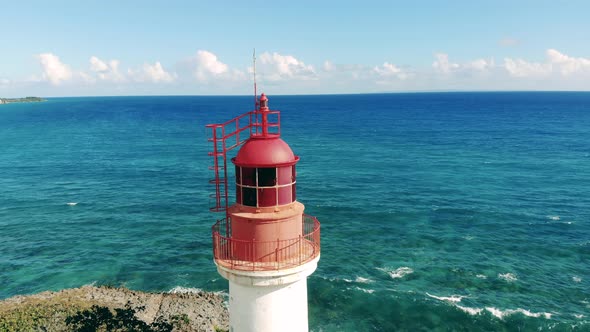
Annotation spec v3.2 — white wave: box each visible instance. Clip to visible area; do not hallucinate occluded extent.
[351,286,375,294]
[476,274,487,279]
[574,314,585,319]
[378,267,414,279]
[339,277,372,283]
[216,290,229,298]
[547,215,560,221]
[426,292,467,303]
[498,273,518,282]
[66,202,78,206]
[355,276,373,284]
[486,307,504,319]
[168,286,203,294]
[427,295,551,320]
[485,307,552,320]
[456,305,483,315]
[573,276,582,283]
[463,235,475,241]
[317,276,347,283]
[319,275,369,284]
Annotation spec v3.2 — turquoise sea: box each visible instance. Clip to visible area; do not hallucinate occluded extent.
[1,92,589,331]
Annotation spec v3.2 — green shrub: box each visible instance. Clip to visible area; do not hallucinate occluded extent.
[65,302,173,332]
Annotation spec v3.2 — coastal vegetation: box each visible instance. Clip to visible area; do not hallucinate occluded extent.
[65,303,176,331]
[0,286,228,332]
[0,96,45,104]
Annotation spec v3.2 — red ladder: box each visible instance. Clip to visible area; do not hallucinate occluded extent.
[206,108,282,217]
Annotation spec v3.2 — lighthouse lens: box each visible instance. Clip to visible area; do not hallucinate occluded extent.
[241,167,256,186]
[257,167,276,187]
[242,187,257,207]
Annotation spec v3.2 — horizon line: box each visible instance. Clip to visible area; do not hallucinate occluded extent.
[6,90,590,99]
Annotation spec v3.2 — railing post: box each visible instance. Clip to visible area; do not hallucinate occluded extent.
[299,234,302,265]
[276,238,280,270]
[252,237,256,271]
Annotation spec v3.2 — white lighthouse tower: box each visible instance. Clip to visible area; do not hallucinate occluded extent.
[207,93,321,332]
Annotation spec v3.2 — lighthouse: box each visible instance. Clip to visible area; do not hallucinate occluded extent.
[207,93,321,332]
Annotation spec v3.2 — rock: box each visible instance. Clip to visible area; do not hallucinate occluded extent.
[0,286,229,331]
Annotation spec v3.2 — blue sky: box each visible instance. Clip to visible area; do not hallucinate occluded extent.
[1,0,589,96]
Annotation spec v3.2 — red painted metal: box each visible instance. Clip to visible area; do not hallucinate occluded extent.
[207,94,321,271]
[205,95,282,214]
[212,214,320,271]
[233,138,299,168]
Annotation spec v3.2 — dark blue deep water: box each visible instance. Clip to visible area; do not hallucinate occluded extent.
[1,93,589,331]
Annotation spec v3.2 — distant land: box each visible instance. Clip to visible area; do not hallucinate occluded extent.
[0,96,45,104]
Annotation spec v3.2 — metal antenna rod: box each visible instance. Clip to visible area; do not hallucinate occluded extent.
[253,48,257,110]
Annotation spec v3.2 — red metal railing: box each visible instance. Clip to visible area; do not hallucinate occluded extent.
[206,109,280,214]
[212,214,320,271]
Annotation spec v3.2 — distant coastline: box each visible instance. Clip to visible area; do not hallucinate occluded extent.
[0,96,45,104]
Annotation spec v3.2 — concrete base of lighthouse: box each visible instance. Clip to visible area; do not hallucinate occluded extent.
[216,256,320,332]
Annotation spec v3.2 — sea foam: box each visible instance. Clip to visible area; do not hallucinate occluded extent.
[377,267,414,279]
[485,307,552,320]
[351,286,375,294]
[355,276,373,283]
[168,286,203,294]
[426,292,467,303]
[426,293,554,320]
[498,273,518,282]
[456,305,483,315]
[66,202,78,206]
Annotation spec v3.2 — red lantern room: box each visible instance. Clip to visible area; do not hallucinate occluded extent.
[207,93,320,271]
[233,94,299,209]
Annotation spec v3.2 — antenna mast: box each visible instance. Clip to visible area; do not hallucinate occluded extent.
[253,48,258,110]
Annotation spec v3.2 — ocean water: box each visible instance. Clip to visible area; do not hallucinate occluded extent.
[1,92,589,331]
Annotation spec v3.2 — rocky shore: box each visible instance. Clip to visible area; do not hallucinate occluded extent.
[0,286,229,331]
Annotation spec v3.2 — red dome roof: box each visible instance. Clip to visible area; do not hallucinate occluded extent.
[233,137,299,167]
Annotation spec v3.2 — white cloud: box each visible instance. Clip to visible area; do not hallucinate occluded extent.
[433,53,460,74]
[323,60,335,72]
[18,48,590,95]
[464,58,494,71]
[432,54,494,76]
[256,52,316,81]
[504,58,551,77]
[175,50,244,86]
[546,49,590,75]
[0,78,9,87]
[373,62,409,80]
[374,62,401,75]
[90,56,109,72]
[503,49,590,77]
[89,56,125,82]
[37,53,73,85]
[129,62,175,83]
[193,50,229,81]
